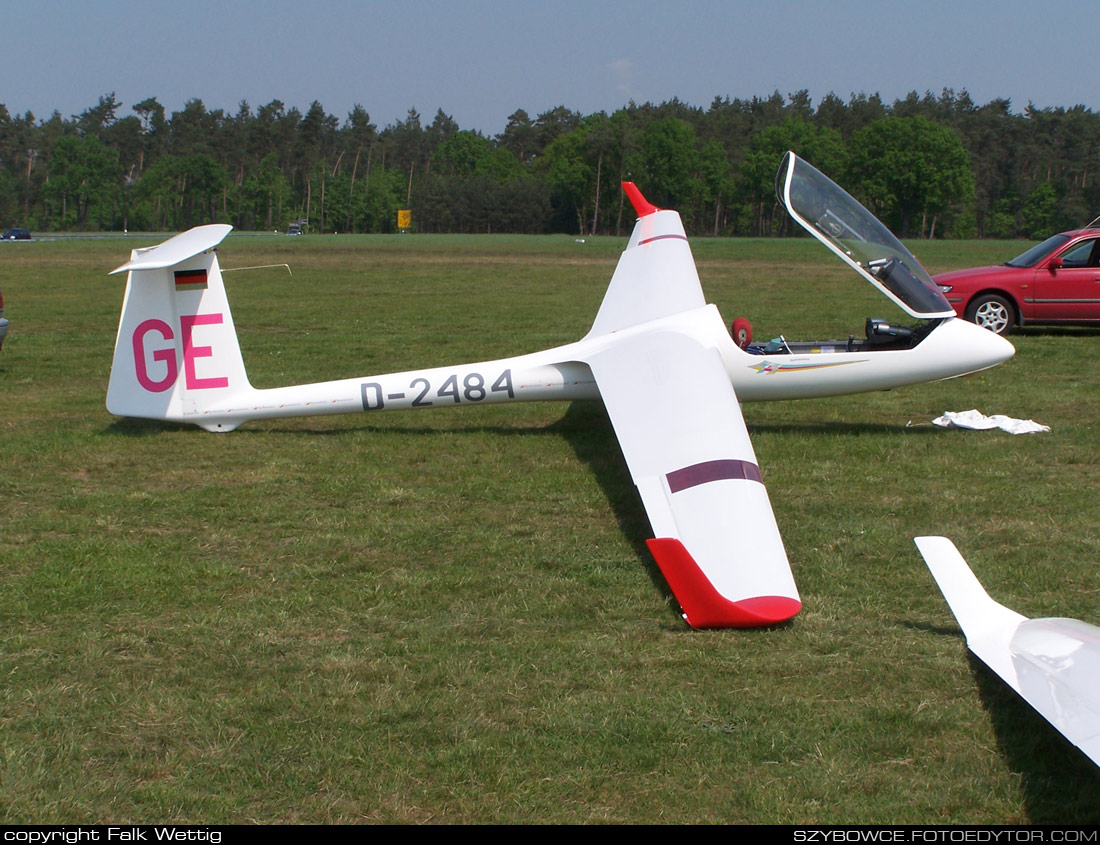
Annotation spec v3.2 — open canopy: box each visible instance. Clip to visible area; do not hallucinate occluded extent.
[776,152,954,319]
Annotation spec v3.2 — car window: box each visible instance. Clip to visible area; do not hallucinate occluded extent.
[1006,234,1070,267]
[1058,238,1100,267]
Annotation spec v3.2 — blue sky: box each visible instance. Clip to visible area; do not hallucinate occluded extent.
[3,0,1097,133]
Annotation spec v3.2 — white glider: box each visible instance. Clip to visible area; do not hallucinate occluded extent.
[106,153,1013,628]
[915,536,1100,767]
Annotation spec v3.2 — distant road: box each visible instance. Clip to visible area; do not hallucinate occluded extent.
[13,230,278,241]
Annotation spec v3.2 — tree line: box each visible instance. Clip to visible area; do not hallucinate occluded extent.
[0,89,1097,239]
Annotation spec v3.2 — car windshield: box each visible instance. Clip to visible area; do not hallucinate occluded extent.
[1005,234,1071,268]
[775,152,954,318]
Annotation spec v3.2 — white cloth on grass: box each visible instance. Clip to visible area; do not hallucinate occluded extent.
[932,409,1049,435]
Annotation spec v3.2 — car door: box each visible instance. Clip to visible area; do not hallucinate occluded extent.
[1031,236,1100,320]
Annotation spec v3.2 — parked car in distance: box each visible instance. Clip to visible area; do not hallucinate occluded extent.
[934,227,1100,334]
[1,227,30,240]
[0,289,8,350]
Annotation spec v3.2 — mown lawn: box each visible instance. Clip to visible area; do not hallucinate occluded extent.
[1,231,1099,823]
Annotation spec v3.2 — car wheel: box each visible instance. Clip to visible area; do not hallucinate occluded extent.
[966,294,1014,335]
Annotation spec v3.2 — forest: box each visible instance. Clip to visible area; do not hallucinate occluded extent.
[0,88,1097,239]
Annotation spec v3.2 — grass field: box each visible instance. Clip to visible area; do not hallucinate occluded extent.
[2,230,1100,823]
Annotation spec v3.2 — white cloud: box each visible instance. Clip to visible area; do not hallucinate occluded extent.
[609,58,637,101]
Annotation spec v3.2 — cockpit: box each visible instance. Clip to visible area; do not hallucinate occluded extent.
[732,152,953,355]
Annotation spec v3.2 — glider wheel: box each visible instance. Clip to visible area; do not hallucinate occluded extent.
[731,317,753,348]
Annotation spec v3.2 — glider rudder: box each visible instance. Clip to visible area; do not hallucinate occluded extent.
[107,225,252,430]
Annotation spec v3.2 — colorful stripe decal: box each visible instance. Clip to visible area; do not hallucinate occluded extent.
[750,359,862,374]
[638,233,688,246]
[174,269,208,290]
[666,459,762,493]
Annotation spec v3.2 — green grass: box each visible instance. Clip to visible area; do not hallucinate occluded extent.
[2,232,1100,823]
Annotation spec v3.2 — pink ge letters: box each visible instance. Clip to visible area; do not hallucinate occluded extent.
[132,314,229,392]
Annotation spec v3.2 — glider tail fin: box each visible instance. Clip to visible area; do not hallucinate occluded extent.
[107,224,253,431]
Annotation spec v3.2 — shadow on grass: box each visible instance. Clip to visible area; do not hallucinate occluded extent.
[105,406,933,441]
[102,402,813,631]
[969,653,1100,823]
[746,420,943,437]
[546,401,680,614]
[104,412,578,439]
[106,417,196,435]
[103,401,655,556]
[908,618,1100,822]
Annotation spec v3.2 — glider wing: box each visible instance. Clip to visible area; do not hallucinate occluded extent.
[586,184,706,337]
[585,328,800,628]
[916,536,1100,767]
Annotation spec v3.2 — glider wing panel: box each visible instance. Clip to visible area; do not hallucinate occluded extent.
[586,208,706,337]
[915,535,1026,685]
[916,536,1100,767]
[585,328,799,628]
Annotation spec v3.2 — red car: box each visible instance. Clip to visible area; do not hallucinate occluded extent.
[934,227,1100,334]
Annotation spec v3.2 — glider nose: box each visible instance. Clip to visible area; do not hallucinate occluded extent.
[947,316,1015,372]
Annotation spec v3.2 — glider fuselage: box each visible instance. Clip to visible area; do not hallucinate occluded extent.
[140,299,1011,433]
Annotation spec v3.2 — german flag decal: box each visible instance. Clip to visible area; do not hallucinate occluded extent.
[174,269,208,290]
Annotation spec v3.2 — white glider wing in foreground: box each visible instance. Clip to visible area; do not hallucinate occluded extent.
[580,189,797,626]
[915,536,1100,767]
[105,154,1014,628]
[587,330,797,626]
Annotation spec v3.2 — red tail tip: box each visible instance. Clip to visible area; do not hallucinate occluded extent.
[622,182,659,217]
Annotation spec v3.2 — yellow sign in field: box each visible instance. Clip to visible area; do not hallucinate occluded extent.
[397,209,411,230]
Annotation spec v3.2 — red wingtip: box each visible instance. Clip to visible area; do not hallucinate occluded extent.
[646,538,801,629]
[622,182,659,217]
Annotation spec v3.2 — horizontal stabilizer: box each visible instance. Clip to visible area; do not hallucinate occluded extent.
[111,224,233,274]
